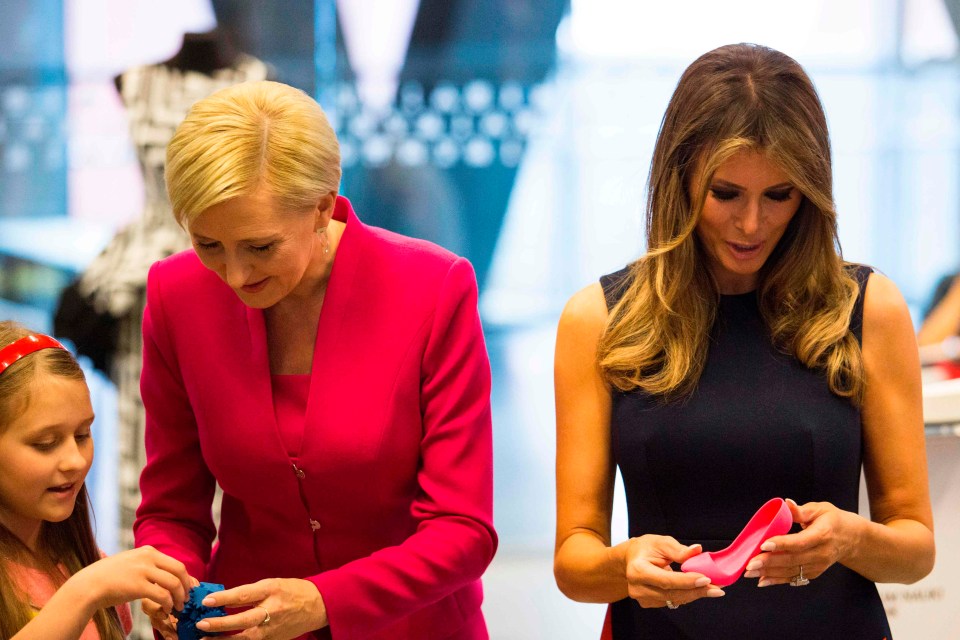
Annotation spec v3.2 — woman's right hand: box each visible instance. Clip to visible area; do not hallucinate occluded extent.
[623,535,725,608]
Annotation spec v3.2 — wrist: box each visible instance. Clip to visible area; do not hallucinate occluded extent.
[610,538,632,576]
[301,579,329,629]
[838,511,867,565]
[58,570,101,620]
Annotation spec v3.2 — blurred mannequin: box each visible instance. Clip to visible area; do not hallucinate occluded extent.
[72,7,270,625]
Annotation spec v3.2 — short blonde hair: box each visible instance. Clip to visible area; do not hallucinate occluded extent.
[165,80,341,225]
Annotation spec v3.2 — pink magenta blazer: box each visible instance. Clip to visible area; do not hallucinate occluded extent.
[134,197,497,639]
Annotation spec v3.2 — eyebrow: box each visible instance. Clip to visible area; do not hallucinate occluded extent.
[23,416,95,436]
[191,233,281,244]
[711,179,794,191]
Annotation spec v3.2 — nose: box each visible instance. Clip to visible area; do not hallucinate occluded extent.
[736,198,763,236]
[223,254,251,290]
[59,438,91,474]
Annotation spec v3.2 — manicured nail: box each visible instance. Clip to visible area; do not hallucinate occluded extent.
[694,577,710,587]
[758,579,772,588]
[196,621,210,631]
[745,560,761,571]
[786,498,798,507]
[201,596,216,606]
[760,541,776,552]
[743,570,760,578]
[707,588,725,597]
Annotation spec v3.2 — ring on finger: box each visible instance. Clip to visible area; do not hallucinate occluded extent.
[255,605,271,625]
[665,599,680,609]
[789,563,810,587]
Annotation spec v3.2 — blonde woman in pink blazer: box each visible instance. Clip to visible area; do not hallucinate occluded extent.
[134,81,497,640]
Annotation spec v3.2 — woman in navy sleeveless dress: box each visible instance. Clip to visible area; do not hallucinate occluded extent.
[553,44,933,640]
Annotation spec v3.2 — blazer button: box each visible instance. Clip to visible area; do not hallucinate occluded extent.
[292,464,305,479]
[309,519,321,531]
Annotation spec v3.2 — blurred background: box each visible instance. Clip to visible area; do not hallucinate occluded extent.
[1,0,959,638]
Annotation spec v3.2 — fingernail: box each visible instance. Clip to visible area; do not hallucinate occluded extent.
[201,596,216,606]
[758,579,772,588]
[694,577,710,587]
[707,588,725,597]
[196,621,210,631]
[760,541,776,552]
[786,498,798,506]
[743,570,760,578]
[745,560,761,571]
[689,543,702,551]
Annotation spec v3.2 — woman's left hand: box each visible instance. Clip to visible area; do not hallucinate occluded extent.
[742,498,862,587]
[195,577,328,639]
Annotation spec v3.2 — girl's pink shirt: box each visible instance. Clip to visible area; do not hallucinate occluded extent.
[9,558,134,639]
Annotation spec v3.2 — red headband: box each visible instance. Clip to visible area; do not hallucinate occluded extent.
[0,334,68,376]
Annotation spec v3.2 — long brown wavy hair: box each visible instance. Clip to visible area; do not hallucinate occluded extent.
[598,43,863,403]
[0,321,124,640]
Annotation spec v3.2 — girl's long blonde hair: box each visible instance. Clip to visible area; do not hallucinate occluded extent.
[598,43,863,403]
[0,321,124,640]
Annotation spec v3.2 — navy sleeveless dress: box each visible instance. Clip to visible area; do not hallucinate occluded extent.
[600,265,892,639]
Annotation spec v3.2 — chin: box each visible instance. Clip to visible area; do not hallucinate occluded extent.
[234,290,279,309]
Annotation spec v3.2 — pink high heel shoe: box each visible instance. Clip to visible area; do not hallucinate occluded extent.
[680,497,793,587]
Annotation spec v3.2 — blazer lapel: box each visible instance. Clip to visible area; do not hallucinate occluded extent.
[304,197,364,451]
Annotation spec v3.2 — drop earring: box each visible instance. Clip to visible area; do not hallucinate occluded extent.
[317,226,330,255]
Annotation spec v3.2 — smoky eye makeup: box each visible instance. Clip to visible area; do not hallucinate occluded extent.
[765,188,795,202]
[709,187,739,201]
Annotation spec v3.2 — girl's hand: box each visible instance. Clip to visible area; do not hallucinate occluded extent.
[194,577,327,639]
[743,498,862,587]
[72,546,193,613]
[141,598,179,640]
[11,546,193,640]
[624,535,725,608]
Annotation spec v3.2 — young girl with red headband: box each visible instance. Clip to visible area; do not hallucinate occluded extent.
[0,321,194,640]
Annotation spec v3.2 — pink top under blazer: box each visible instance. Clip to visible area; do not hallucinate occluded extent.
[133,197,497,639]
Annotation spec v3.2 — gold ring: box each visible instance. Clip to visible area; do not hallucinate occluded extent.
[665,599,679,609]
[256,605,271,625]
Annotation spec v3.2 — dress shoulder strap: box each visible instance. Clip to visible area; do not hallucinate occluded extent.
[847,263,874,345]
[599,265,633,311]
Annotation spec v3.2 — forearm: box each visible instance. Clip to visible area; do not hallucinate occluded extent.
[11,579,98,640]
[554,531,629,603]
[842,516,935,584]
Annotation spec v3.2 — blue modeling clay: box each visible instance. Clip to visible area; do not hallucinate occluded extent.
[175,582,227,639]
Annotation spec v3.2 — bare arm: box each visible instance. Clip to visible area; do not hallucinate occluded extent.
[553,284,717,607]
[850,272,935,582]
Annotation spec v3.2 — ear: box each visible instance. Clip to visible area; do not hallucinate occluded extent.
[314,192,338,231]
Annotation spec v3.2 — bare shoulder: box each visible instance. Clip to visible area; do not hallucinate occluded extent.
[558,282,609,339]
[860,271,920,381]
[862,271,915,339]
